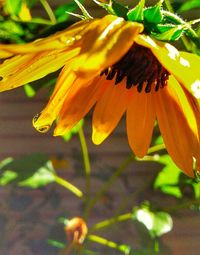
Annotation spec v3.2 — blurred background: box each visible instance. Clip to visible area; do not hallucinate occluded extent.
[0,0,200,254]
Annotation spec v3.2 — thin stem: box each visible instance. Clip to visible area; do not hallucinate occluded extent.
[91,213,132,231]
[84,143,166,218]
[87,235,131,254]
[78,127,91,197]
[164,0,173,13]
[54,175,83,198]
[147,143,166,154]
[40,0,56,24]
[11,16,56,25]
[84,154,135,218]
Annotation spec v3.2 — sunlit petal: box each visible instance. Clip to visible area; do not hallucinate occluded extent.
[126,88,156,158]
[0,48,79,91]
[135,34,200,102]
[92,81,129,145]
[33,66,76,132]
[72,19,143,76]
[0,19,94,58]
[155,77,200,176]
[54,76,108,136]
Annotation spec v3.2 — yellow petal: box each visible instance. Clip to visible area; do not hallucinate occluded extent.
[72,17,143,76]
[179,51,200,101]
[92,81,129,145]
[54,76,108,136]
[33,66,76,132]
[126,87,156,158]
[155,77,200,177]
[135,34,200,102]
[0,19,94,58]
[0,48,79,91]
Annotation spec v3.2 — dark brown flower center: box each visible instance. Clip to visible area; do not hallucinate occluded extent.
[101,43,169,93]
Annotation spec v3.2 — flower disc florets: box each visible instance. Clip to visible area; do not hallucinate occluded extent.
[101,43,169,93]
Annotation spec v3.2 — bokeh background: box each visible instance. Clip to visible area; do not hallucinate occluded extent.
[0,0,200,254]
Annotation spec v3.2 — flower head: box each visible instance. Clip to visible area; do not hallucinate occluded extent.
[0,9,200,177]
[65,217,88,245]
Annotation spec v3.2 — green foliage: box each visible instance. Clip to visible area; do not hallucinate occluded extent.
[4,0,23,16]
[55,1,81,23]
[143,1,163,24]
[132,203,173,238]
[127,0,145,22]
[154,155,182,198]
[0,154,55,188]
[111,0,128,19]
[178,0,200,12]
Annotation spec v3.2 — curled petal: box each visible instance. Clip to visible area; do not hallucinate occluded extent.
[54,76,107,136]
[72,16,143,76]
[33,66,76,132]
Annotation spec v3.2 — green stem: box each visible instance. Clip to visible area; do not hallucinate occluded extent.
[163,1,196,51]
[164,0,174,13]
[40,0,56,24]
[54,175,83,198]
[91,213,132,231]
[147,143,166,154]
[84,143,166,218]
[78,127,91,197]
[87,235,131,254]
[84,154,135,218]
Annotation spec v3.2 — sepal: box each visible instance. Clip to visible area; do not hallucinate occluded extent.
[143,0,163,24]
[127,0,145,22]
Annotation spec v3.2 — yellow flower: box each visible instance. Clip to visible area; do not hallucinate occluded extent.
[0,15,200,177]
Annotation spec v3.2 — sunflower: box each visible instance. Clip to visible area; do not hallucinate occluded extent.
[0,14,200,177]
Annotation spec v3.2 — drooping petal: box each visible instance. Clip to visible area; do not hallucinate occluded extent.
[92,81,129,145]
[33,65,76,132]
[0,19,94,58]
[155,76,200,177]
[126,87,156,158]
[0,48,79,91]
[72,17,143,76]
[135,34,200,102]
[54,76,108,136]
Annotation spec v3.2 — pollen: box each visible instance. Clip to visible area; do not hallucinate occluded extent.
[101,43,170,93]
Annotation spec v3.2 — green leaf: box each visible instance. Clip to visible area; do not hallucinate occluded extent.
[0,170,18,185]
[152,24,185,41]
[154,135,164,145]
[55,2,77,22]
[0,154,56,188]
[0,20,24,36]
[5,0,23,16]
[133,205,173,238]
[18,166,55,188]
[127,0,145,22]
[24,84,36,97]
[154,155,182,198]
[144,1,163,24]
[178,0,200,13]
[111,0,128,19]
